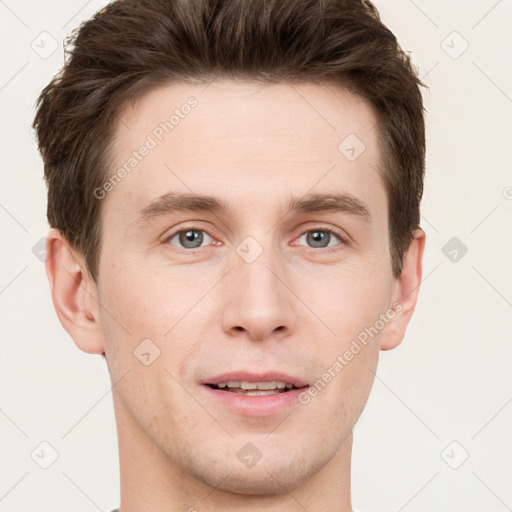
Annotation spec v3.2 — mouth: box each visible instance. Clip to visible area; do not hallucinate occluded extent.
[205,381,307,396]
[200,371,310,416]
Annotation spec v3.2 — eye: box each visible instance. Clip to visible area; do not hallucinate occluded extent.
[165,228,214,250]
[163,225,346,252]
[294,227,345,250]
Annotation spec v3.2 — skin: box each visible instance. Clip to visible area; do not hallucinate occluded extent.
[45,80,425,512]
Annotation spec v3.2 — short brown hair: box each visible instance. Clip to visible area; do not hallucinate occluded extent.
[33,0,427,281]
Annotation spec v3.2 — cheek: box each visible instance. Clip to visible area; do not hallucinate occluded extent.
[99,264,202,434]
[98,255,212,407]
[298,261,389,400]
[99,256,194,334]
[298,255,392,332]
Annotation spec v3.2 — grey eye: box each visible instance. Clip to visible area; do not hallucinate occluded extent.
[297,230,341,249]
[168,229,212,249]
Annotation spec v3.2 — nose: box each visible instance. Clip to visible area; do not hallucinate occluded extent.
[220,243,298,343]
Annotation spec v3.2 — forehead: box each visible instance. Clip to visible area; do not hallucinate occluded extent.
[106,79,386,224]
[116,79,380,158]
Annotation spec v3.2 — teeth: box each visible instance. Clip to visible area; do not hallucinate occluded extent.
[213,381,296,390]
[231,380,292,390]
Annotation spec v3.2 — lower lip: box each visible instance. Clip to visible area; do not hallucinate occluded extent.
[201,385,308,417]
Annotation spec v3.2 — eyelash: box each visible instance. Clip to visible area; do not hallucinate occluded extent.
[162,224,348,253]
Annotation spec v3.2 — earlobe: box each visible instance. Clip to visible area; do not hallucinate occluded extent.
[380,228,426,351]
[45,228,105,355]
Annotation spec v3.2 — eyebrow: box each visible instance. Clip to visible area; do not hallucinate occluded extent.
[137,191,371,224]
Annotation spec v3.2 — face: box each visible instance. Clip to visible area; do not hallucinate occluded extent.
[94,80,400,494]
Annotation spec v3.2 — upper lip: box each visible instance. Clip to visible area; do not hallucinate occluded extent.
[201,370,309,388]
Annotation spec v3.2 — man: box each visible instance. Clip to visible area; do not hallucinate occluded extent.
[33,0,427,510]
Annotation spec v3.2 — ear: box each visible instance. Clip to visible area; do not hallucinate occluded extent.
[45,228,105,355]
[380,228,426,351]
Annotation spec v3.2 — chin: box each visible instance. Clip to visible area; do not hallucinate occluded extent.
[190,451,315,496]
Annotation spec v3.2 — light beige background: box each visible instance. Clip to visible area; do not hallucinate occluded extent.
[0,1,511,511]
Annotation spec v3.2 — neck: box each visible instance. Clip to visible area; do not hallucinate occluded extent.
[113,393,354,512]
